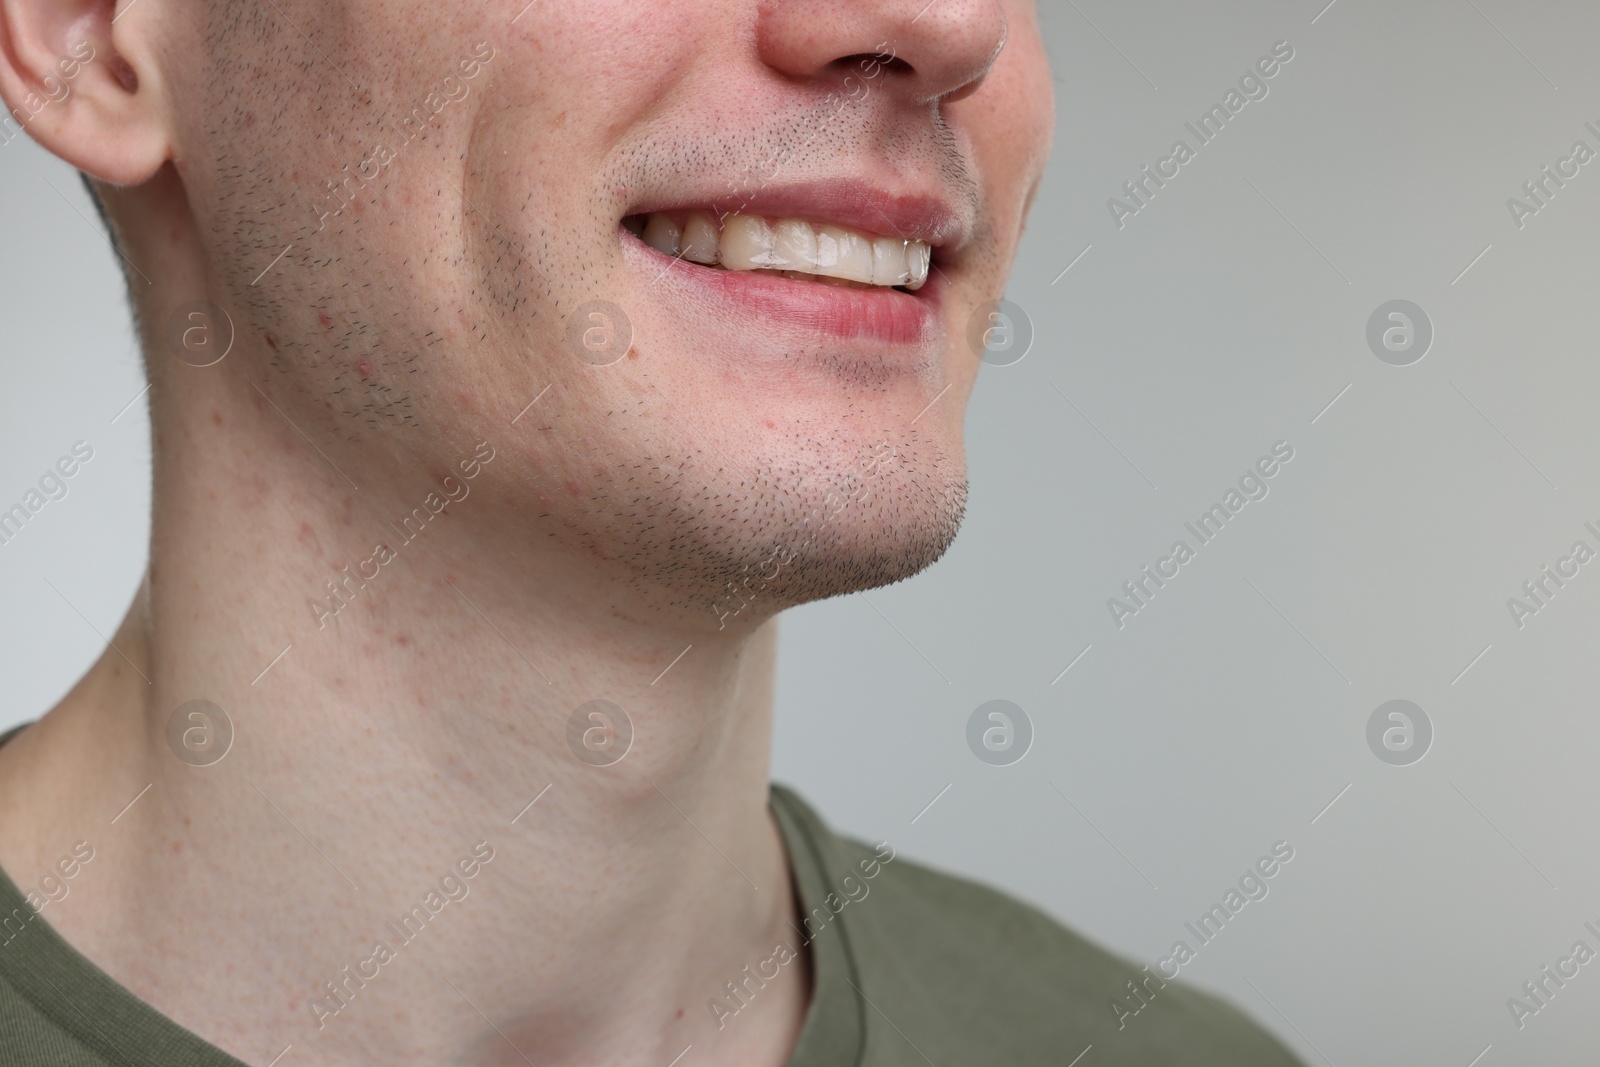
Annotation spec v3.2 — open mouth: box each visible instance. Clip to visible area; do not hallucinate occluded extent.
[621,211,932,294]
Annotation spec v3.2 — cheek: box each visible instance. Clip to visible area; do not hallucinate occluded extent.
[944,53,1053,284]
[961,16,1055,199]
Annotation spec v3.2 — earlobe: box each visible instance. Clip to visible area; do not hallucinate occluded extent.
[0,0,170,184]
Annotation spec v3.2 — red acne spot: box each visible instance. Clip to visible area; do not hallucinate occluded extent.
[627,344,641,360]
[319,313,334,330]
[356,357,375,378]
[764,419,775,429]
[564,478,583,496]
[213,411,225,427]
[675,1008,684,1020]
[170,841,183,854]
[396,634,412,646]
[299,522,316,542]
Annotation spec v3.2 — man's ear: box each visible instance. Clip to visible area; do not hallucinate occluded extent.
[0,0,170,184]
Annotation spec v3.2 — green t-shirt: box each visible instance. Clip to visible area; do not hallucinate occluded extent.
[0,771,1303,1065]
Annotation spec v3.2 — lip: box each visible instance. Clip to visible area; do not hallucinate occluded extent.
[621,226,942,347]
[623,178,971,251]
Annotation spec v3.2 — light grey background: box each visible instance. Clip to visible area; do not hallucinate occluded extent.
[5,1,1600,1062]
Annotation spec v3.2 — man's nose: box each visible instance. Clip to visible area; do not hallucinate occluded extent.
[756,0,1008,106]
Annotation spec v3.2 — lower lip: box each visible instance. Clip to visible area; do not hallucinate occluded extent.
[620,228,939,347]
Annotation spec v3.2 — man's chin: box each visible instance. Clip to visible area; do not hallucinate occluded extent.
[693,476,969,631]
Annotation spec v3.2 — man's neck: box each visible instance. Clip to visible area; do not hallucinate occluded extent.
[0,401,810,1065]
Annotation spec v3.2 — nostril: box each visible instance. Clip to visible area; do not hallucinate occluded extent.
[838,52,913,79]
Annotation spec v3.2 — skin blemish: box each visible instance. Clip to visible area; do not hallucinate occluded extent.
[213,411,225,427]
[356,357,375,378]
[264,334,277,350]
[319,312,334,330]
[564,477,583,496]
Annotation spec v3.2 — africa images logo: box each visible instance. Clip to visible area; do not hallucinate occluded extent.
[1106,40,1295,230]
[308,842,495,1030]
[308,441,496,630]
[1106,441,1294,630]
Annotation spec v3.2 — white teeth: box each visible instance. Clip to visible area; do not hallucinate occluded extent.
[643,214,681,258]
[819,225,875,284]
[771,219,817,272]
[632,211,931,290]
[720,215,779,271]
[872,237,912,288]
[680,212,720,264]
[907,241,930,290]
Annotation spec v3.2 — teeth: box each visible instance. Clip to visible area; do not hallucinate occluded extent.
[643,214,681,258]
[771,219,817,272]
[680,212,720,265]
[817,225,875,284]
[720,215,779,271]
[907,241,930,290]
[872,237,911,288]
[630,211,931,290]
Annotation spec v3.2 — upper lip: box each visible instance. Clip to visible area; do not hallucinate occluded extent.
[623,177,972,252]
